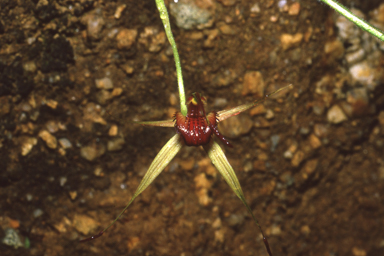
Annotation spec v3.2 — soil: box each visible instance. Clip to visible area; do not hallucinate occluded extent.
[1,0,384,256]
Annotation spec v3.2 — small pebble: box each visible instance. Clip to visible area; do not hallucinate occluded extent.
[324,39,344,61]
[59,177,67,187]
[80,143,106,161]
[265,109,274,119]
[33,208,44,218]
[291,150,305,167]
[327,105,347,124]
[227,214,244,227]
[218,24,237,35]
[288,2,300,16]
[138,27,166,52]
[270,134,280,152]
[116,28,138,50]
[46,99,58,109]
[59,138,72,149]
[349,61,378,91]
[242,71,265,97]
[217,0,237,6]
[46,120,59,133]
[73,214,98,235]
[250,104,266,116]
[69,191,77,200]
[84,12,105,40]
[95,90,112,105]
[107,137,125,151]
[309,134,322,149]
[179,159,195,171]
[111,88,123,97]
[250,3,261,14]
[170,0,214,30]
[114,4,126,19]
[270,225,282,236]
[243,161,253,172]
[280,33,303,50]
[26,193,33,201]
[108,125,118,136]
[169,93,178,106]
[218,114,253,139]
[95,77,113,89]
[314,124,328,137]
[23,61,37,73]
[21,137,38,156]
[2,228,23,249]
[302,159,318,175]
[39,130,57,149]
[352,247,366,256]
[213,98,227,108]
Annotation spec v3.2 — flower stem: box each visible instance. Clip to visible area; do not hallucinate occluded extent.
[155,0,187,116]
[319,0,384,41]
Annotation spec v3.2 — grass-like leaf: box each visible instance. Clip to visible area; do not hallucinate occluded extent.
[203,140,272,256]
[217,84,292,122]
[134,119,174,127]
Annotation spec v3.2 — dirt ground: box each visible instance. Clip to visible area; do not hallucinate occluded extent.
[1,0,384,255]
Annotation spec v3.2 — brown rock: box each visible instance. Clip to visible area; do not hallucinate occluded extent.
[324,39,345,61]
[280,33,303,50]
[291,150,305,167]
[138,27,166,52]
[194,173,212,206]
[309,134,322,149]
[73,214,98,235]
[218,114,253,139]
[116,28,138,50]
[80,143,106,161]
[327,105,347,124]
[83,12,105,40]
[95,77,113,89]
[250,104,266,116]
[242,71,265,97]
[288,2,300,16]
[179,159,195,171]
[217,0,237,6]
[38,130,57,149]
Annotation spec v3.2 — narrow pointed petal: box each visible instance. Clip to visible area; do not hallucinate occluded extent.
[217,84,292,122]
[203,140,273,256]
[81,134,183,242]
[134,119,175,127]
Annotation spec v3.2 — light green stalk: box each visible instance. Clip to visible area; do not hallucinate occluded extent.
[320,0,384,41]
[155,0,187,116]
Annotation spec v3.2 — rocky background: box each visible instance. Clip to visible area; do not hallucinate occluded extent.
[1,0,384,255]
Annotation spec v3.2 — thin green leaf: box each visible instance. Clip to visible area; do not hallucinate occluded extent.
[85,134,183,239]
[155,0,187,116]
[217,84,292,122]
[320,0,384,41]
[134,119,174,127]
[203,140,272,256]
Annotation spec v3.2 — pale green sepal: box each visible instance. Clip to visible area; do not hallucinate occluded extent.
[217,84,292,122]
[203,140,267,238]
[101,134,183,233]
[134,119,174,127]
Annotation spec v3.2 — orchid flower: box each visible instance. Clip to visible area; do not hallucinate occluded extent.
[80,85,291,256]
[80,1,291,255]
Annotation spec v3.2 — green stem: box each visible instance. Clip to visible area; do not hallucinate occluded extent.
[320,0,384,41]
[155,0,187,116]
